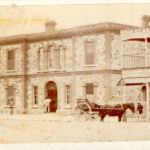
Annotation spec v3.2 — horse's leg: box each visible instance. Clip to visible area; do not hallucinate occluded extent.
[101,113,106,122]
[98,112,102,121]
[118,112,124,122]
[99,112,103,122]
[118,115,122,122]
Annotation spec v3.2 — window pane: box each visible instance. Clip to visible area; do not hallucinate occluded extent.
[7,86,14,105]
[38,50,40,70]
[8,86,14,97]
[44,50,48,69]
[66,85,71,105]
[86,83,94,95]
[86,42,94,64]
[33,86,38,105]
[7,50,15,70]
[8,51,14,60]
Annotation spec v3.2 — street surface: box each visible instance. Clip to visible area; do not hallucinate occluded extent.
[0,114,149,143]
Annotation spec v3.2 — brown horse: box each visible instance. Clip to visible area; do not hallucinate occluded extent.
[137,103,144,115]
[98,103,135,122]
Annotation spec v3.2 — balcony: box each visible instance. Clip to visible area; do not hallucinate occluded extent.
[121,28,150,69]
[122,53,150,79]
[123,53,150,69]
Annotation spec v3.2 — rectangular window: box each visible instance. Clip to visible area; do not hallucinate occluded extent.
[7,50,15,70]
[85,41,94,65]
[86,83,94,95]
[6,86,14,105]
[65,85,71,105]
[33,86,38,105]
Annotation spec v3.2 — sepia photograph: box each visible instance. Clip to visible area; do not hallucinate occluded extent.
[0,3,150,144]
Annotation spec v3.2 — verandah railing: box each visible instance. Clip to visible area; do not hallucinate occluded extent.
[123,53,150,68]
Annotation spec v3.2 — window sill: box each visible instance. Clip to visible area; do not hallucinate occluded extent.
[32,105,38,108]
[5,70,16,73]
[37,68,66,73]
[83,64,97,67]
[64,105,72,109]
[3,105,16,108]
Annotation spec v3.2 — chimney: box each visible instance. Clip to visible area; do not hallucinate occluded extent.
[45,21,57,33]
[142,15,150,28]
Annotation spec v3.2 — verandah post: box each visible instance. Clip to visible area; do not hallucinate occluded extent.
[123,81,127,122]
[146,82,149,121]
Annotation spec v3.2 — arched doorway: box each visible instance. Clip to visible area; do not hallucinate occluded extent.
[45,81,57,112]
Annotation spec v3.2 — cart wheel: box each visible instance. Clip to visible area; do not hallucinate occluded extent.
[73,102,92,121]
[89,113,100,122]
[73,108,85,121]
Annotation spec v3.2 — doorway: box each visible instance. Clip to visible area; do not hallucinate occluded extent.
[45,81,57,112]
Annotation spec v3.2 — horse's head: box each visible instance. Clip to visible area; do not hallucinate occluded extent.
[122,103,135,113]
[137,103,144,114]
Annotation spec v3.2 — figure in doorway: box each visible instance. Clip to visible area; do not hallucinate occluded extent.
[44,97,52,113]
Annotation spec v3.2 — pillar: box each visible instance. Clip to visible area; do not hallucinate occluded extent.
[94,84,97,103]
[71,37,76,109]
[22,41,28,114]
[146,82,149,121]
[145,37,148,67]
[120,38,123,69]
[123,82,127,122]
[123,83,126,103]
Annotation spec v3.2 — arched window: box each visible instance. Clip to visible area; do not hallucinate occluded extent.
[37,49,40,70]
[44,49,48,69]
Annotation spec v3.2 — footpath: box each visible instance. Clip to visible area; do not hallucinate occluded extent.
[0,113,73,122]
[0,113,146,122]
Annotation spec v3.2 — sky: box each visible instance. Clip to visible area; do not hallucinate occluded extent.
[0,4,150,36]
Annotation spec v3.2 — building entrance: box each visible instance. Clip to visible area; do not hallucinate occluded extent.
[45,81,57,112]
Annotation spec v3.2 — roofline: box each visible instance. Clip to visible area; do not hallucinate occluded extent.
[0,22,139,45]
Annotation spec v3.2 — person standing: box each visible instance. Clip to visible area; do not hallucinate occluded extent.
[9,99,14,115]
[44,97,52,113]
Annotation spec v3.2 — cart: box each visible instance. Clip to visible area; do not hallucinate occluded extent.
[73,98,100,121]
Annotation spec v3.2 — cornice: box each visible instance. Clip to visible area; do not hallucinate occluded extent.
[0,70,121,79]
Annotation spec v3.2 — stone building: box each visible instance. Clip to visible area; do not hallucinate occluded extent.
[0,20,138,114]
[120,16,150,121]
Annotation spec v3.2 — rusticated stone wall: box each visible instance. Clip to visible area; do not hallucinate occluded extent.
[0,30,132,114]
[111,33,121,70]
[27,38,73,74]
[74,34,106,71]
[0,78,24,114]
[0,44,23,75]
[25,73,110,113]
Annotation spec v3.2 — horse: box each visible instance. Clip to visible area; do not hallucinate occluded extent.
[137,103,144,115]
[98,103,135,122]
